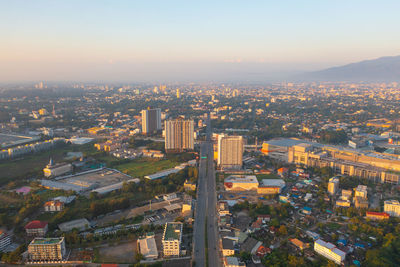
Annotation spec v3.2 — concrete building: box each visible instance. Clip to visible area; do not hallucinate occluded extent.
[314,239,346,265]
[222,238,235,256]
[44,200,64,212]
[328,177,340,195]
[28,237,66,262]
[355,185,368,199]
[366,211,390,220]
[141,108,161,134]
[165,119,194,152]
[336,199,351,207]
[43,158,72,178]
[25,221,48,237]
[224,256,244,267]
[58,218,90,232]
[257,179,285,195]
[384,200,400,217]
[162,222,183,257]
[218,135,243,170]
[224,175,259,191]
[0,231,11,252]
[354,197,369,209]
[137,234,158,260]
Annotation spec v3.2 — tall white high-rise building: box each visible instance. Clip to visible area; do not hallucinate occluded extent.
[165,119,194,152]
[217,135,243,170]
[141,108,161,134]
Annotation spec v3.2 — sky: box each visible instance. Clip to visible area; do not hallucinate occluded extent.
[1,0,400,82]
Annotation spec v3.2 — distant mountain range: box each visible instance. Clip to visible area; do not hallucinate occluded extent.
[302,55,400,82]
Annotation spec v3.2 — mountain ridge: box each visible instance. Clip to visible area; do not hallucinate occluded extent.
[301,55,400,82]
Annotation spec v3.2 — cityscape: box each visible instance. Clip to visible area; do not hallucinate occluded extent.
[1,1,400,267]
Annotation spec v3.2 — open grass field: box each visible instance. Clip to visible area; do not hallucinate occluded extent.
[116,158,177,177]
[0,143,104,186]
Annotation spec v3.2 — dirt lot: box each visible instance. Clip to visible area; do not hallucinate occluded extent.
[97,240,136,263]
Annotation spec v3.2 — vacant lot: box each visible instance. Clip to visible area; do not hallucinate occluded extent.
[116,158,177,177]
[97,241,136,263]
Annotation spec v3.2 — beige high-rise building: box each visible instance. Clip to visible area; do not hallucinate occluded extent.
[165,119,194,152]
[328,177,340,195]
[28,237,66,262]
[141,108,161,134]
[217,135,243,170]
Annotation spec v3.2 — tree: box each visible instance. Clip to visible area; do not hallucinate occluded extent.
[278,225,288,236]
[135,252,144,262]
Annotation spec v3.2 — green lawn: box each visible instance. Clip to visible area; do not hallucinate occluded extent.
[326,222,341,230]
[0,143,99,186]
[115,158,177,177]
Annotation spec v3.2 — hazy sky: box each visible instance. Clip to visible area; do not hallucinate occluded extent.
[1,0,400,82]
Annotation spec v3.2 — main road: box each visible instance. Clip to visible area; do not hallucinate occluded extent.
[193,113,220,267]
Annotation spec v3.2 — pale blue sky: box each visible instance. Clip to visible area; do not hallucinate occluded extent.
[1,0,399,81]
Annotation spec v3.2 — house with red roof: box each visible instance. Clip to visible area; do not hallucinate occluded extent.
[25,220,48,237]
[366,211,390,220]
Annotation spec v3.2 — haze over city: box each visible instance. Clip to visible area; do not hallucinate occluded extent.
[1,0,400,82]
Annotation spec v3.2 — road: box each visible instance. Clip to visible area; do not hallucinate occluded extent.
[193,113,220,267]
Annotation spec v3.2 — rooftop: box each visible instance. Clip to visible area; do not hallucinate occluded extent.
[163,222,182,241]
[261,179,286,188]
[225,175,258,184]
[25,220,48,229]
[30,237,64,245]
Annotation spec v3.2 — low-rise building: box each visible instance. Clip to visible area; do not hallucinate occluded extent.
[224,256,245,267]
[44,200,64,212]
[336,199,351,207]
[314,239,346,265]
[162,222,182,257]
[0,231,11,252]
[222,238,235,256]
[384,200,400,217]
[257,179,285,195]
[137,234,158,260]
[28,237,66,262]
[366,211,390,220]
[290,238,308,250]
[58,218,90,232]
[43,158,72,178]
[25,221,48,237]
[354,197,369,209]
[183,180,196,191]
[224,175,258,191]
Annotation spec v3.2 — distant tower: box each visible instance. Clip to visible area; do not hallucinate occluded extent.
[52,103,56,116]
[176,89,180,99]
[141,108,161,134]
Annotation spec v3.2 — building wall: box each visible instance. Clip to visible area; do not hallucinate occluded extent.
[218,135,243,169]
[165,119,194,152]
[314,241,344,265]
[28,238,66,261]
[141,108,161,134]
[257,186,280,195]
